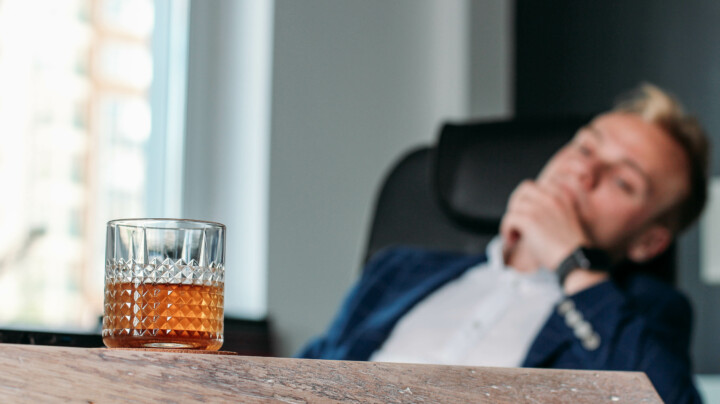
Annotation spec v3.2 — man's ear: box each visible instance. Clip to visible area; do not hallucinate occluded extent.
[626,225,672,263]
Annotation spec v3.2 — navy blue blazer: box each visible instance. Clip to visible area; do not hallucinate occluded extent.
[298,247,702,404]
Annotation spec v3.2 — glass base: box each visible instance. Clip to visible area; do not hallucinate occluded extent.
[144,342,193,349]
[103,335,223,351]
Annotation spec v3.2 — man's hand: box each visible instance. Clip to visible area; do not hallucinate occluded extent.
[500,179,590,271]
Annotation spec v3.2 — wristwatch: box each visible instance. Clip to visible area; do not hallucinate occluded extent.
[555,247,612,285]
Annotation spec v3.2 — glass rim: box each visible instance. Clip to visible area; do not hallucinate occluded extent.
[107,218,225,231]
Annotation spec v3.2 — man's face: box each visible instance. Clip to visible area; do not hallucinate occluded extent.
[535,112,690,257]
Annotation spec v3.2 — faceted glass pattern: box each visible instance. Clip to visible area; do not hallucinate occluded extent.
[102,219,226,350]
[102,259,225,349]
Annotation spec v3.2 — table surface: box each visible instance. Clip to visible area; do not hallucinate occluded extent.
[0,343,662,403]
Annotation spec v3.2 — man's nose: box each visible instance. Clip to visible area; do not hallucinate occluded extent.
[575,158,602,190]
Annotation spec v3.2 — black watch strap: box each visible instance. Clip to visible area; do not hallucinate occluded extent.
[555,247,612,285]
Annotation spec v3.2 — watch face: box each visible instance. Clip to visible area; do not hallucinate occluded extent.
[574,249,591,269]
[557,247,613,285]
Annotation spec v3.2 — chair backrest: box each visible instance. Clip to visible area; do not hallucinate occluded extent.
[364,116,675,284]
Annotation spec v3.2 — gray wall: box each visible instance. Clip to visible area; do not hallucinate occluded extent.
[470,0,514,118]
[267,0,513,357]
[184,1,273,318]
[514,0,720,373]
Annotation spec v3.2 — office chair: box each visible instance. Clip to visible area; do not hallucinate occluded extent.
[364,115,675,285]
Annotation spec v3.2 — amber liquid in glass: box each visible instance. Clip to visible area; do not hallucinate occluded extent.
[102,282,224,350]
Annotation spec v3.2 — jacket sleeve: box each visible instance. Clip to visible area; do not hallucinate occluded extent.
[536,278,701,404]
[294,247,406,359]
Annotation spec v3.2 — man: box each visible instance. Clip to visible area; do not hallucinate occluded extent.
[298,85,708,404]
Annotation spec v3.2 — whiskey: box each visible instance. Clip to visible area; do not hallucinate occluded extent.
[102,282,224,350]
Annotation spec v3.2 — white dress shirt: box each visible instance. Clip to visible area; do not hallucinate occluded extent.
[370,237,563,367]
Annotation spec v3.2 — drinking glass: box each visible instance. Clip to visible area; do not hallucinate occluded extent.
[102,219,226,350]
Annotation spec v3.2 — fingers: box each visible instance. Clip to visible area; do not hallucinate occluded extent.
[543,178,581,213]
[500,179,584,255]
[501,180,536,248]
[500,222,521,251]
[505,180,576,223]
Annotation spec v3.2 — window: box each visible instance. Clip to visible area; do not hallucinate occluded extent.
[0,0,188,331]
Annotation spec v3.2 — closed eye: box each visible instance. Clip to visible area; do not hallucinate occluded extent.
[614,177,635,194]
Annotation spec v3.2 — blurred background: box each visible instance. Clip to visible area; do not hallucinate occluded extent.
[0,0,718,395]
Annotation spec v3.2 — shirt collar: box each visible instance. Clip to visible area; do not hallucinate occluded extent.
[485,236,559,283]
[485,236,505,270]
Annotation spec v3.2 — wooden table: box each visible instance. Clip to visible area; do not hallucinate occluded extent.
[0,343,662,403]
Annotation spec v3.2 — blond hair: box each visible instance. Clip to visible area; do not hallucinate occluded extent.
[614,83,710,233]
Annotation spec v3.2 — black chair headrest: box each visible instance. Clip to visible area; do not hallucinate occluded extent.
[434,115,592,232]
